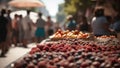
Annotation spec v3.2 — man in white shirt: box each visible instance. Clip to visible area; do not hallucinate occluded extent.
[22,10,33,47]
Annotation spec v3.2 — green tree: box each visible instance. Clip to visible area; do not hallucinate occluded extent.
[64,0,93,15]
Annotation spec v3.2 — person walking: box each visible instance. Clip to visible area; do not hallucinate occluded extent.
[35,12,46,43]
[46,16,54,37]
[17,15,24,46]
[11,14,19,46]
[6,9,12,52]
[0,9,9,57]
[22,10,33,47]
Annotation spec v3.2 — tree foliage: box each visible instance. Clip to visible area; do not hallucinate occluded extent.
[64,0,93,15]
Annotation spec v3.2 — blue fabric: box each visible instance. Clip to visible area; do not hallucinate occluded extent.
[113,21,120,32]
[67,20,76,30]
[35,27,45,37]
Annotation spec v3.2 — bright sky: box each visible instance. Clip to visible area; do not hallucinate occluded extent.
[41,0,64,16]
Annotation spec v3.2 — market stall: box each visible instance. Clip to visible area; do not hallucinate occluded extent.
[8,30,120,68]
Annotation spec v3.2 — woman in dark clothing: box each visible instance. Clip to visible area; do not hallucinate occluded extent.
[35,12,46,42]
[78,16,90,32]
[6,9,12,52]
[0,9,8,57]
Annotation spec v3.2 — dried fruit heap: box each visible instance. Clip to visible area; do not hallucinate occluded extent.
[13,30,120,68]
[50,29,90,40]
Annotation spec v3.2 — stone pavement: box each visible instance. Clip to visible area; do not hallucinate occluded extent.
[0,43,37,68]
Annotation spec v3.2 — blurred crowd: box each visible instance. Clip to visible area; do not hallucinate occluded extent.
[64,7,120,38]
[0,9,59,57]
[0,7,120,57]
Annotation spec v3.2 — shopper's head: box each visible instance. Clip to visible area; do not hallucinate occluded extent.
[27,10,30,15]
[14,14,18,19]
[19,15,23,19]
[82,16,87,23]
[47,16,51,20]
[7,9,11,15]
[94,7,104,17]
[1,9,6,15]
[67,15,73,21]
[38,12,42,18]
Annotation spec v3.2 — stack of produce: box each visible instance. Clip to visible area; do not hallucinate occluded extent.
[50,29,90,40]
[13,38,120,68]
[96,35,120,46]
